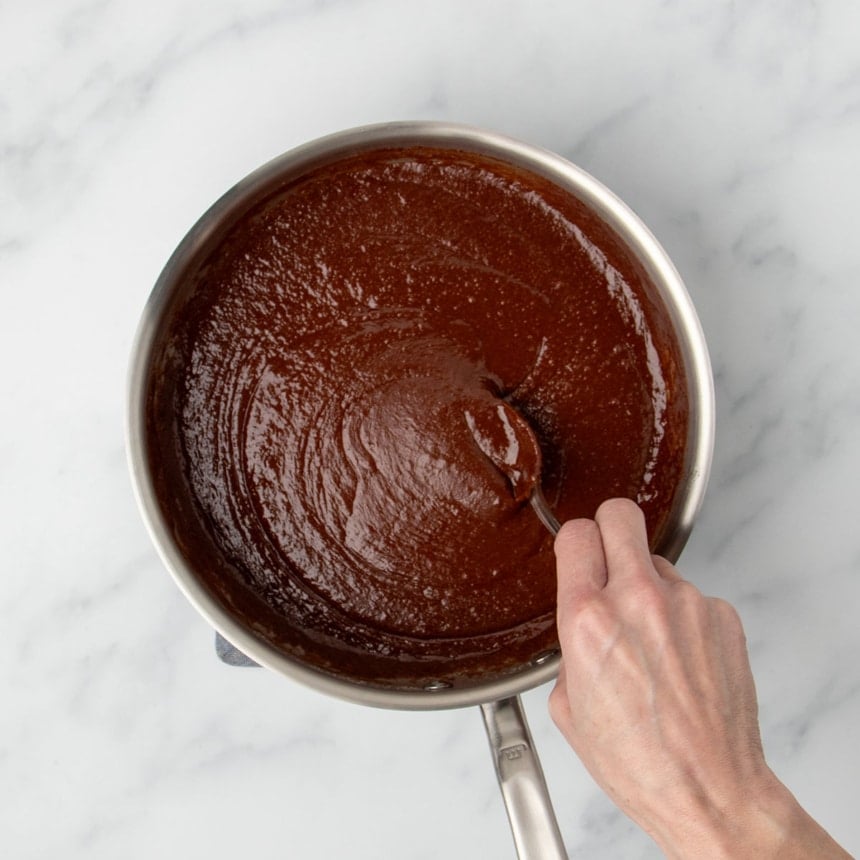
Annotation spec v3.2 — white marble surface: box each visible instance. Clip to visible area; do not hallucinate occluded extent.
[2,1,859,857]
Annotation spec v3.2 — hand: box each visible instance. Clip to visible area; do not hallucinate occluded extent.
[549,498,852,859]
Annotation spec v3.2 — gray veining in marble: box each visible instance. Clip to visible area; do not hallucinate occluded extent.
[2,1,859,857]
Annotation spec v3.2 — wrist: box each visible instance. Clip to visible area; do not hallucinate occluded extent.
[650,769,850,860]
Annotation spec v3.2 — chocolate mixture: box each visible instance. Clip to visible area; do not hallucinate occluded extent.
[145,147,689,688]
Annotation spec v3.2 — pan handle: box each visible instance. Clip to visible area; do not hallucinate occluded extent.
[480,695,567,859]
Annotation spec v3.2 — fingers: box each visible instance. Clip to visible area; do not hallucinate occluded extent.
[593,498,655,587]
[554,498,676,634]
[554,518,608,612]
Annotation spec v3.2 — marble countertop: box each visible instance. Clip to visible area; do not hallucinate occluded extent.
[3,1,859,857]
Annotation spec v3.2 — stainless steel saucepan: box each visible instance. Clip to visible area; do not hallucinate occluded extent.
[127,122,714,859]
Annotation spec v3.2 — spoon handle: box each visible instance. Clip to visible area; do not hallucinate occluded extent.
[530,486,560,536]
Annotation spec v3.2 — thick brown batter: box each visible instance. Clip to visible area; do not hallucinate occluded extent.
[146,146,689,688]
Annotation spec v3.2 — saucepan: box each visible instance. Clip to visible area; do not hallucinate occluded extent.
[126,122,714,859]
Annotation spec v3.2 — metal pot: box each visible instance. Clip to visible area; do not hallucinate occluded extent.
[127,122,714,859]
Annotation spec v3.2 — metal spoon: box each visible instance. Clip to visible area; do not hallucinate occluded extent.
[530,484,560,536]
[466,399,561,535]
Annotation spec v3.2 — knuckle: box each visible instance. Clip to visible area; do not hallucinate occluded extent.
[672,578,704,603]
[651,554,679,580]
[670,580,711,623]
[710,596,744,629]
[621,575,666,613]
[562,594,617,646]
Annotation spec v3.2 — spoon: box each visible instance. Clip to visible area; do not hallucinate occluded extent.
[465,399,561,536]
[529,485,560,536]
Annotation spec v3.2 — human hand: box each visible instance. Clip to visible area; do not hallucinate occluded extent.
[549,498,851,859]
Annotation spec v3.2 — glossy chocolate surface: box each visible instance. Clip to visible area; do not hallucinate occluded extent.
[145,147,688,687]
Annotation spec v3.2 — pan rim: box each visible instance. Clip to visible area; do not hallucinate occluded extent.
[126,120,714,711]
